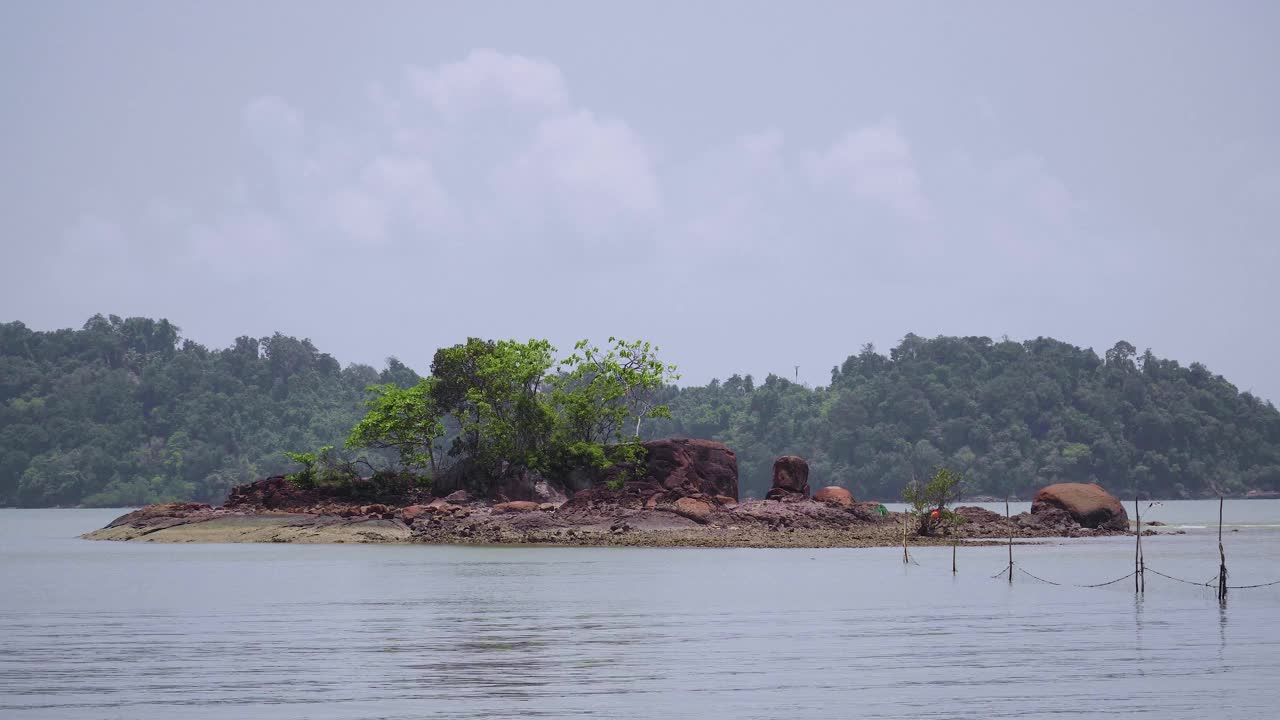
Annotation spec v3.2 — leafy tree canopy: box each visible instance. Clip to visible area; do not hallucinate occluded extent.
[3,320,1278,506]
[646,334,1280,501]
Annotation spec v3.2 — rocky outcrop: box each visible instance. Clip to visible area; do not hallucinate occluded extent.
[953,506,1006,524]
[444,490,473,504]
[225,476,320,511]
[559,439,739,519]
[813,486,854,506]
[634,438,739,499]
[106,502,213,528]
[1031,483,1129,530]
[766,456,810,500]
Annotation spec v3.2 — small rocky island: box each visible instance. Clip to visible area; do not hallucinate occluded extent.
[85,439,1131,548]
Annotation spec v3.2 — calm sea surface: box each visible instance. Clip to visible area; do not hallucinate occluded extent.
[2,501,1279,719]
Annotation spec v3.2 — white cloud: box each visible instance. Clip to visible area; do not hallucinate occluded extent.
[492,110,660,235]
[69,50,1086,320]
[808,120,928,221]
[360,155,454,232]
[408,49,568,115]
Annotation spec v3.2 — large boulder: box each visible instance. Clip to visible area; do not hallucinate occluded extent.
[766,456,810,500]
[1032,483,1129,530]
[632,438,739,500]
[813,486,854,506]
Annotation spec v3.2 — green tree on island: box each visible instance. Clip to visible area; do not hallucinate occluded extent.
[902,467,965,536]
[328,337,679,494]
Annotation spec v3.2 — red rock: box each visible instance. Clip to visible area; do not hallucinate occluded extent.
[813,486,854,506]
[106,502,212,528]
[713,495,739,508]
[637,438,739,500]
[672,497,712,524]
[225,476,323,511]
[1031,483,1129,530]
[401,505,432,523]
[766,456,810,499]
[492,501,541,515]
[954,506,1005,524]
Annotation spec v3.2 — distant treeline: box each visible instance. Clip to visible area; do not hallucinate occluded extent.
[647,335,1280,500]
[2,316,1278,506]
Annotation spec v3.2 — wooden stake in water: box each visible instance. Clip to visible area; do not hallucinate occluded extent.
[1136,489,1146,591]
[952,541,957,575]
[1006,496,1013,585]
[1218,496,1228,603]
[902,512,909,565]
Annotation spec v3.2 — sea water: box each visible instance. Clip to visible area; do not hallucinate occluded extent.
[2,501,1279,719]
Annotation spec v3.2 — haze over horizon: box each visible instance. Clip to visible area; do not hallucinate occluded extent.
[3,1,1277,401]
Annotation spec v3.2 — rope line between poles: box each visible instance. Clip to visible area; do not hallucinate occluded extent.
[979,563,1278,590]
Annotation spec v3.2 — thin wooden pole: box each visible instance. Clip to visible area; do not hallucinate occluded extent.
[1006,496,1013,585]
[1134,495,1141,594]
[1218,496,1228,603]
[902,512,909,565]
[1138,497,1144,593]
[952,541,957,575]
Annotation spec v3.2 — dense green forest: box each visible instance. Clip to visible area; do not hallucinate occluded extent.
[0,315,416,507]
[2,316,1279,506]
[649,336,1280,500]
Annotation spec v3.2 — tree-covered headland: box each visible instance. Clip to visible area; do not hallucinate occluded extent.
[2,316,1278,506]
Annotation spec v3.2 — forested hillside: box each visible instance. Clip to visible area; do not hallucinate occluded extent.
[3,317,1279,506]
[0,315,417,506]
[652,335,1280,500]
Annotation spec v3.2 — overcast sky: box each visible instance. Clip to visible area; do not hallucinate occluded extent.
[3,1,1277,400]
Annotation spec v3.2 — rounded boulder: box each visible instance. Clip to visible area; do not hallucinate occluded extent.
[1031,483,1128,530]
[813,486,854,506]
[672,497,713,524]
